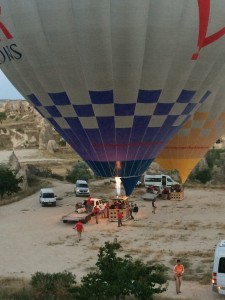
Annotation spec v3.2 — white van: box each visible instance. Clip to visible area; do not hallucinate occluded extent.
[144,174,178,188]
[75,180,90,197]
[39,188,56,207]
[212,240,225,295]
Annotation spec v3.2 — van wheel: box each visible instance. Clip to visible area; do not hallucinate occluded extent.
[41,203,45,207]
[53,202,56,207]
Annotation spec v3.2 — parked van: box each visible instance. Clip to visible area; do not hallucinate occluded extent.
[39,188,56,207]
[75,180,90,197]
[212,240,225,295]
[144,174,178,189]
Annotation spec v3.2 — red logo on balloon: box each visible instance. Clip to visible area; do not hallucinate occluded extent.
[192,0,225,60]
[0,7,13,42]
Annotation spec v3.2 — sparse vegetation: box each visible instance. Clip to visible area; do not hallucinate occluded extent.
[74,241,169,300]
[188,148,225,184]
[0,242,169,300]
[31,271,76,299]
[0,111,7,123]
[0,163,23,200]
[66,161,92,183]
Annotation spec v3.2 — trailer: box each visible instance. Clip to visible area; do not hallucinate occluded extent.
[62,211,92,224]
[142,193,158,201]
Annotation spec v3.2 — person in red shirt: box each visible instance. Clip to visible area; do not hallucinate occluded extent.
[117,210,123,227]
[173,259,184,294]
[86,196,92,213]
[73,220,84,241]
[104,201,110,218]
[92,206,100,224]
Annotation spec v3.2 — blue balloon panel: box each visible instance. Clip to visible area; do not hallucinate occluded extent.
[27,89,210,194]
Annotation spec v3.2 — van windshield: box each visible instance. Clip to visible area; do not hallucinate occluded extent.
[43,193,54,198]
[78,184,88,188]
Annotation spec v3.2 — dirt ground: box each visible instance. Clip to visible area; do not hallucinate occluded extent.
[0,149,225,299]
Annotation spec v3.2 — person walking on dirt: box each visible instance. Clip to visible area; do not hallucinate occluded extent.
[129,204,134,220]
[152,198,157,214]
[117,210,123,227]
[173,259,184,294]
[73,220,83,241]
[93,206,100,224]
[133,203,139,220]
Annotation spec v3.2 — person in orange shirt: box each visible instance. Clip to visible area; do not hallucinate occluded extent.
[73,220,84,241]
[173,259,184,294]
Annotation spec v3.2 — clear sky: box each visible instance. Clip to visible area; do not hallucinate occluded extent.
[0,70,24,100]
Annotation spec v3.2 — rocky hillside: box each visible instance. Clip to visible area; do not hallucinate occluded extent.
[1,99,225,186]
[0,100,63,152]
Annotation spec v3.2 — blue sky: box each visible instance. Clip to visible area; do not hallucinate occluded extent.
[0,70,24,100]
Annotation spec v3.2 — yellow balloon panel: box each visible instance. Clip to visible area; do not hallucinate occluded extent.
[156,158,201,183]
[156,110,225,182]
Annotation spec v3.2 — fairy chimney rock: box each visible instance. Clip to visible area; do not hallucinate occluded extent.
[39,120,54,150]
[8,151,21,173]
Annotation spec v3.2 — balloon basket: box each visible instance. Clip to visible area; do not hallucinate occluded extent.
[108,207,130,222]
[170,191,184,201]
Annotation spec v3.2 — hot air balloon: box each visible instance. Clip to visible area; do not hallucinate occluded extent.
[1,0,225,195]
[156,81,225,183]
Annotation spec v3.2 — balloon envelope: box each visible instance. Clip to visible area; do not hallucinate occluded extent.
[1,1,225,194]
[156,82,225,183]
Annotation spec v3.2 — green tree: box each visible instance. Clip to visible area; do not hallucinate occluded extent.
[0,112,7,123]
[66,161,92,183]
[195,168,212,184]
[74,241,168,300]
[0,164,23,199]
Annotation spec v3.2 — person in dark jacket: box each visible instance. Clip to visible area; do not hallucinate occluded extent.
[152,198,157,214]
[129,204,134,220]
[133,203,138,220]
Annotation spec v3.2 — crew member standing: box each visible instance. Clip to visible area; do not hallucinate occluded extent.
[86,196,92,213]
[129,204,134,220]
[173,259,184,294]
[93,206,100,224]
[132,203,139,220]
[152,198,157,214]
[73,220,84,241]
[117,210,123,227]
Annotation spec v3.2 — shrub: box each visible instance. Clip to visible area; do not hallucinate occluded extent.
[31,271,76,300]
[0,164,23,199]
[195,168,212,184]
[66,161,92,183]
[0,112,7,123]
[58,139,66,146]
[37,168,52,178]
[51,173,64,181]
